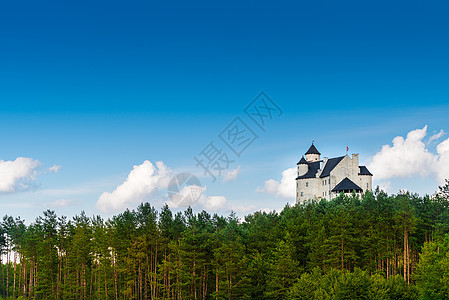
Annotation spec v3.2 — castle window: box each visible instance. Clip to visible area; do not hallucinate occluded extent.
[367,183,369,188]
[301,192,303,196]
[306,182,309,187]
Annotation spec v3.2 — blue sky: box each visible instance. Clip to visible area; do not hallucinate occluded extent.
[1,1,448,221]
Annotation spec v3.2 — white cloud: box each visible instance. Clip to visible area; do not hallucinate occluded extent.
[222,166,240,182]
[0,157,42,193]
[368,126,449,185]
[230,204,257,213]
[167,184,205,208]
[48,165,62,173]
[398,189,410,195]
[166,184,226,211]
[260,208,276,214]
[258,167,296,199]
[368,126,437,180]
[435,138,449,184]
[199,195,227,210]
[96,161,228,213]
[96,160,173,213]
[427,129,445,145]
[229,204,282,215]
[49,199,78,208]
[378,181,392,193]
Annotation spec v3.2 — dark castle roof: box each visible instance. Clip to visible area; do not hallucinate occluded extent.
[296,161,321,179]
[305,144,321,155]
[296,146,372,181]
[332,177,363,193]
[319,156,345,178]
[358,166,373,176]
[297,156,308,165]
[296,156,345,180]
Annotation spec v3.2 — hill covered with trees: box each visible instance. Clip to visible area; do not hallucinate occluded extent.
[1,182,449,299]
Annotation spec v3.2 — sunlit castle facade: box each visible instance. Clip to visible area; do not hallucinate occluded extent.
[296,143,373,203]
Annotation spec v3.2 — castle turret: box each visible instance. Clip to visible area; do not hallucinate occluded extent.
[297,156,308,176]
[305,143,321,162]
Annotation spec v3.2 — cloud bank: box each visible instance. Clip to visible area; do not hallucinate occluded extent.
[427,129,445,145]
[199,195,227,210]
[96,160,173,213]
[435,137,449,184]
[0,157,42,193]
[368,125,449,184]
[222,166,240,182]
[49,199,79,208]
[96,160,228,213]
[48,165,62,173]
[258,167,296,199]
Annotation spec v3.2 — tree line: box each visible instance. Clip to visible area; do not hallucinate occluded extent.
[1,181,449,299]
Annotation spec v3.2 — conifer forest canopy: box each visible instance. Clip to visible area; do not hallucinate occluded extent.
[1,181,449,299]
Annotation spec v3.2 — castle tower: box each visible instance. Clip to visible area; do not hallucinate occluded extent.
[297,156,308,176]
[305,143,321,162]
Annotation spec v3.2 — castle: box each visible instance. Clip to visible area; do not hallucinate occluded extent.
[296,143,373,203]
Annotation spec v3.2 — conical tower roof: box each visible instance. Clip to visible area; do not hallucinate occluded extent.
[297,156,308,165]
[305,143,321,155]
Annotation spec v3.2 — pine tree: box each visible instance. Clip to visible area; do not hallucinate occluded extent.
[265,238,299,299]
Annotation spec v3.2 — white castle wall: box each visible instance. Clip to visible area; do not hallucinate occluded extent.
[297,164,308,177]
[296,178,320,202]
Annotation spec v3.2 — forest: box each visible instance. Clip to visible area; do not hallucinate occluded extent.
[1,181,449,300]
